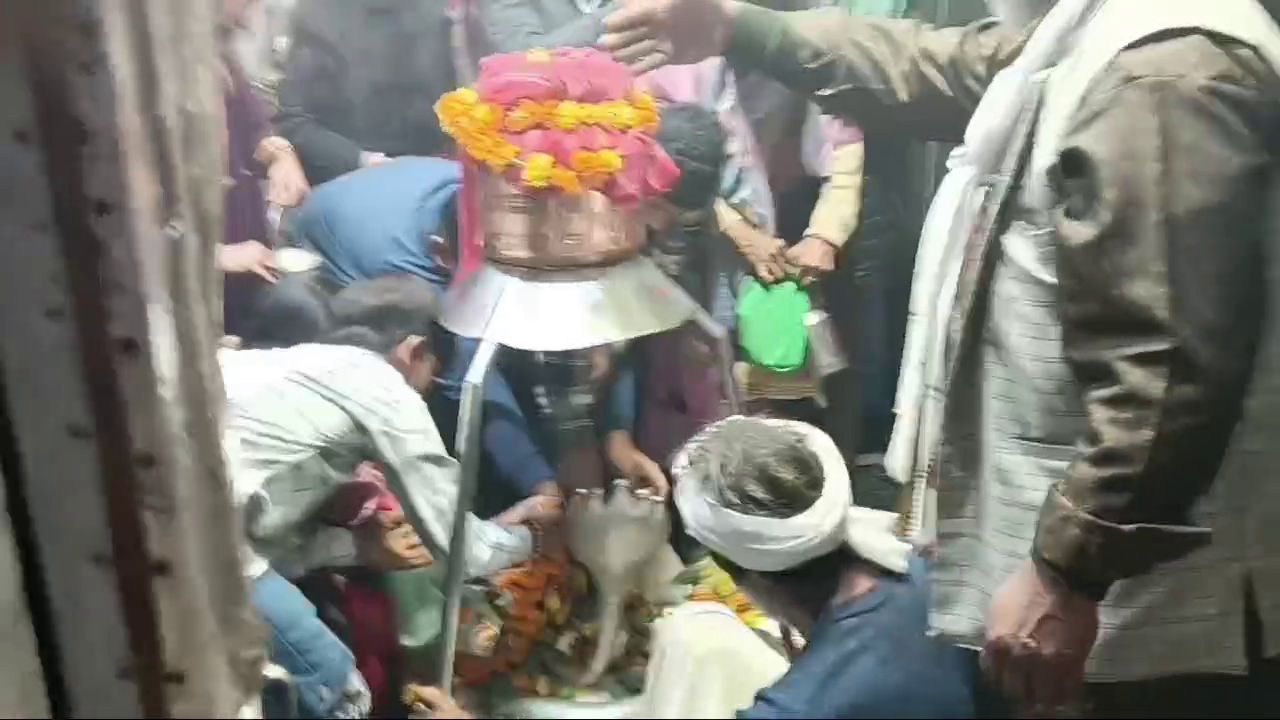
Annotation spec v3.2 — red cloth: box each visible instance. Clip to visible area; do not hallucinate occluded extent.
[340,578,399,715]
[322,462,403,528]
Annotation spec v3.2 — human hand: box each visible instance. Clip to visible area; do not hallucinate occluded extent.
[493,492,565,529]
[266,156,310,207]
[353,510,434,572]
[736,228,790,284]
[605,433,670,500]
[785,236,838,285]
[982,559,1099,714]
[218,241,279,283]
[601,0,738,73]
[404,685,473,720]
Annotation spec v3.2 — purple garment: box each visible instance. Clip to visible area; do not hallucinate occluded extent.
[223,56,271,335]
[636,328,730,467]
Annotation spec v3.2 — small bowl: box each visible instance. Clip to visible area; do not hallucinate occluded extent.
[275,247,322,274]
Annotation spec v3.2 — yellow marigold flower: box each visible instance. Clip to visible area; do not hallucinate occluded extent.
[522,153,556,189]
[449,87,480,106]
[595,149,623,173]
[554,101,585,131]
[550,167,583,194]
[472,102,501,131]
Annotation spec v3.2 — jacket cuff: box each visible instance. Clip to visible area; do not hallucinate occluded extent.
[725,4,779,72]
[1033,486,1212,600]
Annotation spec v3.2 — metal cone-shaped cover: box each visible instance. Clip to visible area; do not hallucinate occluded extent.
[441,256,700,352]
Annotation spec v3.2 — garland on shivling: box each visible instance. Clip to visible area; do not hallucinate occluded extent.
[435,48,679,203]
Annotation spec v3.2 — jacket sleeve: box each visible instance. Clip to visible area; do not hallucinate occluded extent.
[803,106,865,249]
[367,375,534,578]
[273,8,364,184]
[1033,35,1278,598]
[725,5,1025,143]
[475,0,619,53]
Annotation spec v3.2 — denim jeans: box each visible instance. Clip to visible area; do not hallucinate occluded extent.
[251,571,370,719]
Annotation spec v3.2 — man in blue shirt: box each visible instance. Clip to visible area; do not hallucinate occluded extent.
[672,416,974,719]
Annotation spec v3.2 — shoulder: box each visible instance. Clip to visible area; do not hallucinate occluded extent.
[1093,30,1280,102]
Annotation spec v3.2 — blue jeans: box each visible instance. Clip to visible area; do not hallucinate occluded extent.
[251,571,369,719]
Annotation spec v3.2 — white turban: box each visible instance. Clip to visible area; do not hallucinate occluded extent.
[672,418,913,575]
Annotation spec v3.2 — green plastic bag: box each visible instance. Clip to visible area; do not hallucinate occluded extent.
[386,564,447,651]
[736,278,812,373]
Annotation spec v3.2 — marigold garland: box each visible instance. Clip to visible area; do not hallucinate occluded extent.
[436,84,661,196]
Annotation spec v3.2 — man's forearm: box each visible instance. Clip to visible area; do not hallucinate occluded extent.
[724,4,1023,142]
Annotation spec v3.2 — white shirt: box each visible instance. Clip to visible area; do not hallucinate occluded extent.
[219,344,532,579]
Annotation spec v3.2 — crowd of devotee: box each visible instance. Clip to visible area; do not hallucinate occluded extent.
[212,0,1280,717]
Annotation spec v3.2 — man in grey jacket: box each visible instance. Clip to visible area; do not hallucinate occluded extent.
[603,0,1280,716]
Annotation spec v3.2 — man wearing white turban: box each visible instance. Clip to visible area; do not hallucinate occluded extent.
[672,416,972,718]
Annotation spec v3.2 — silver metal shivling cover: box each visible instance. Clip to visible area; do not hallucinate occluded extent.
[435,48,699,352]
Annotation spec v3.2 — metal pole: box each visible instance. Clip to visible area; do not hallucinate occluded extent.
[436,338,499,690]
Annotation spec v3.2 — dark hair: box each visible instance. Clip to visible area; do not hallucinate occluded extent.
[323,275,447,358]
[655,103,727,211]
[239,273,334,349]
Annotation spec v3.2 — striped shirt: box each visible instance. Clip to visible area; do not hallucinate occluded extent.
[219,344,532,580]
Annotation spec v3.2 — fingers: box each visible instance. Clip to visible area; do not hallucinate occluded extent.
[628,50,671,75]
[601,4,658,35]
[606,36,665,65]
[410,685,453,710]
[754,261,784,284]
[251,263,280,284]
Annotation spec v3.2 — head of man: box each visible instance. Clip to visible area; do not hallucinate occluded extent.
[646,102,727,283]
[674,417,914,633]
[324,275,449,393]
[239,274,335,350]
[652,103,726,227]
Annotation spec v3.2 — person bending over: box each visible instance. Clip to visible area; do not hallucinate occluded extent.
[672,416,972,719]
[221,276,538,718]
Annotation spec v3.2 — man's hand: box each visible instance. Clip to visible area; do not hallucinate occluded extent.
[266,156,311,208]
[605,431,670,499]
[982,559,1099,713]
[218,240,279,282]
[493,493,564,528]
[404,685,473,720]
[353,510,434,572]
[786,236,839,285]
[729,223,790,284]
[601,0,738,73]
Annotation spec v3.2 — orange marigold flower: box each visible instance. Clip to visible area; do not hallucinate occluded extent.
[569,150,597,175]
[550,167,583,194]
